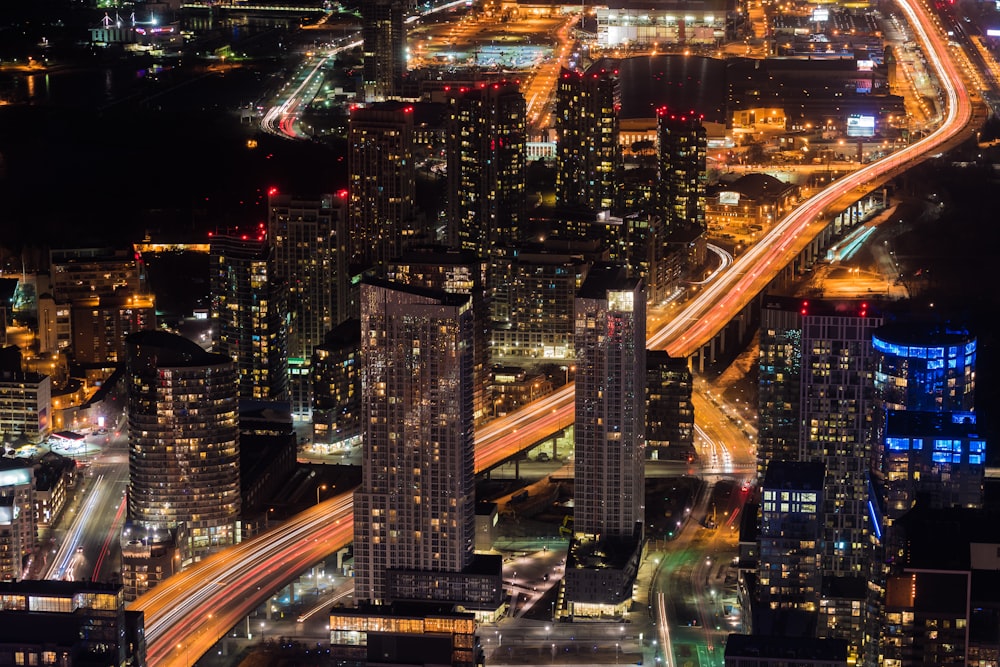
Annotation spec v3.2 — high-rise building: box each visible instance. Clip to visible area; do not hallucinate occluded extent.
[0,460,34,582]
[361,0,405,101]
[757,299,803,478]
[656,109,706,235]
[797,299,882,581]
[125,330,241,563]
[386,246,491,424]
[488,246,592,362]
[565,263,646,614]
[70,294,156,364]
[645,350,694,461]
[209,230,288,401]
[556,66,621,213]
[757,460,825,625]
[353,279,500,609]
[881,410,984,521]
[446,82,526,260]
[268,191,350,356]
[348,103,416,269]
[268,191,350,416]
[756,296,887,664]
[871,324,977,468]
[311,319,361,447]
[0,370,51,445]
[573,263,646,539]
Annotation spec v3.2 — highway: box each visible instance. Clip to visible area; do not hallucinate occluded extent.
[130,0,978,662]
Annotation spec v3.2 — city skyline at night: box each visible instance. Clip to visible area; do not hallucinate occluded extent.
[3,0,1000,664]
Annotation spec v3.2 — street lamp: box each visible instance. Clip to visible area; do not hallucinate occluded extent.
[316,484,327,505]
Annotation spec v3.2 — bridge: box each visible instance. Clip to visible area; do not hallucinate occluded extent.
[128,0,982,662]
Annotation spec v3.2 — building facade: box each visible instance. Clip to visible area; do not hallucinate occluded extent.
[556,66,621,213]
[446,82,526,260]
[348,103,416,269]
[573,263,646,538]
[268,191,350,416]
[209,231,288,401]
[353,279,478,605]
[125,330,241,563]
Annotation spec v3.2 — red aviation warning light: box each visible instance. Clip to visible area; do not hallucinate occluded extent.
[800,300,809,316]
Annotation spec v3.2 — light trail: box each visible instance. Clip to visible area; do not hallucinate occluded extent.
[46,473,106,580]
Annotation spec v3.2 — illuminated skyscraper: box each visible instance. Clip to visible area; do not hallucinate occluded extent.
[361,0,405,101]
[565,263,646,615]
[354,279,500,608]
[573,263,646,537]
[445,82,526,260]
[386,246,491,425]
[757,460,825,626]
[348,103,416,269]
[556,66,621,213]
[756,296,885,663]
[209,230,288,401]
[268,191,350,415]
[126,331,241,562]
[656,109,706,234]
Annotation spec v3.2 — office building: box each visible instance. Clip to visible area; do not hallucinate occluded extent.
[361,0,405,101]
[0,580,145,666]
[268,191,350,416]
[565,264,645,614]
[125,330,241,563]
[348,103,416,269]
[0,461,34,582]
[645,350,694,461]
[386,246,491,424]
[446,82,526,260]
[352,279,501,609]
[556,66,621,213]
[311,319,361,447]
[0,370,52,445]
[209,230,288,401]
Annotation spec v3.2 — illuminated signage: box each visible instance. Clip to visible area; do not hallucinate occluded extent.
[719,191,741,206]
[846,114,876,137]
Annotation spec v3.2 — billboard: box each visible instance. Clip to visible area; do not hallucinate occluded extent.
[719,191,741,206]
[812,7,829,21]
[847,114,876,137]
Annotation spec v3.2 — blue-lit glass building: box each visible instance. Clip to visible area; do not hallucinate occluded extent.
[882,410,984,520]
[872,325,976,413]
